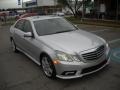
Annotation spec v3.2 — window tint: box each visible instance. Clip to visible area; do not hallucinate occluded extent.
[23,20,32,32]
[15,20,24,31]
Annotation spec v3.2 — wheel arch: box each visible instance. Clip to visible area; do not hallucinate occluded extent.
[39,52,51,64]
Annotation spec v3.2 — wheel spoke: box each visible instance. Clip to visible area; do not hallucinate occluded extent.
[42,57,53,77]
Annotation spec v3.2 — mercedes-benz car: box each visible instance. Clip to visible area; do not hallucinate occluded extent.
[10,16,110,79]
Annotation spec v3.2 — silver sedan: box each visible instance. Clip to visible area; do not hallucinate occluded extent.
[10,16,110,79]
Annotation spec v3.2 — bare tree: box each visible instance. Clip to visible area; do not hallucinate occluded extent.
[57,0,82,17]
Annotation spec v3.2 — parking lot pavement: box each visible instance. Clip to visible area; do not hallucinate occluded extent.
[0,24,120,90]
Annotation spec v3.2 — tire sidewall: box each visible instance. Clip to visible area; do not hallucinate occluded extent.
[41,54,56,78]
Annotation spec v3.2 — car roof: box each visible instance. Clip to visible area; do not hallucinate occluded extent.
[23,15,62,22]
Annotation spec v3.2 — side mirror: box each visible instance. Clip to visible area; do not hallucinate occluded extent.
[24,32,33,38]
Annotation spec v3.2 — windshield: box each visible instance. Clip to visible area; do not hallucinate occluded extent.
[34,18,76,36]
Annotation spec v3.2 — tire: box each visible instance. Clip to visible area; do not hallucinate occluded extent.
[11,39,18,53]
[41,54,56,79]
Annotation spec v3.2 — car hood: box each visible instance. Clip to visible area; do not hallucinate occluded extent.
[39,30,105,54]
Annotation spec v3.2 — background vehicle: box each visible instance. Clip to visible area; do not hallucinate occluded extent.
[16,13,38,19]
[53,12,65,16]
[10,16,110,79]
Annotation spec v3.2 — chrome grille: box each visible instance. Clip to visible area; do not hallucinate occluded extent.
[82,45,105,61]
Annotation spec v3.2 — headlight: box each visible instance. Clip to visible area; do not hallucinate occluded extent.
[56,51,80,62]
[105,42,108,47]
[105,42,109,50]
[105,43,110,55]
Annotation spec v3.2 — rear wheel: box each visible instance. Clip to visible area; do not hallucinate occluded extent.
[41,54,56,78]
[11,40,18,53]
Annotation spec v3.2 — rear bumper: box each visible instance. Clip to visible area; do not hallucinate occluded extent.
[56,58,110,79]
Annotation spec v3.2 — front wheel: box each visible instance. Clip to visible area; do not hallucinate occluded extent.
[41,55,56,78]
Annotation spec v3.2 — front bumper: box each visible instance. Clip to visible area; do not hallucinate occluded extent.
[55,57,110,79]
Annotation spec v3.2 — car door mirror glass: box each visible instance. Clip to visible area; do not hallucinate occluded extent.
[24,32,33,37]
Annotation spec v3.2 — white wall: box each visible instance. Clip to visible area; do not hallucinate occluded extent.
[23,0,56,8]
[0,0,57,9]
[37,0,56,6]
[0,0,22,9]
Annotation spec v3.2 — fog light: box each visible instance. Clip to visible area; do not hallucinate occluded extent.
[61,71,76,76]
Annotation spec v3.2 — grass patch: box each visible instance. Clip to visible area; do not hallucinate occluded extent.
[65,16,120,28]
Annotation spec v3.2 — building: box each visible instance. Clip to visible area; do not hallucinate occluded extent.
[0,0,22,9]
[0,0,58,9]
[23,0,56,8]
[0,0,61,14]
[22,0,61,14]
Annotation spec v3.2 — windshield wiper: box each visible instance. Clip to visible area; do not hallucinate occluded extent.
[54,30,74,34]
